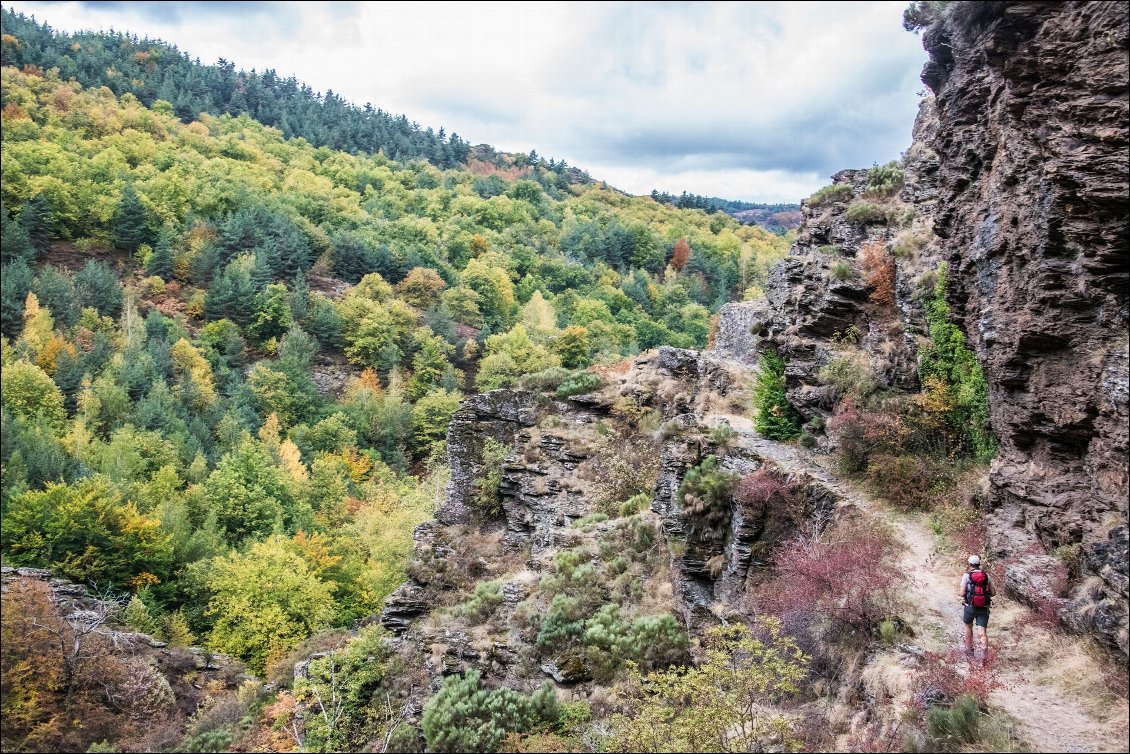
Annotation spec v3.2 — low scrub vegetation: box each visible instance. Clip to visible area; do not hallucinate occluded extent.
[865,160,905,197]
[807,183,854,206]
[608,620,808,753]
[845,201,889,224]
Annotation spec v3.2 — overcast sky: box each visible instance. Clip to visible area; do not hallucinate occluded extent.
[5,1,929,203]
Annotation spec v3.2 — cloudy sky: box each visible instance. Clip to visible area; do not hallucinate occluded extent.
[5,1,929,202]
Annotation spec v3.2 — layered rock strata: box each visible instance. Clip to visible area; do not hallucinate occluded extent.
[920,1,1129,654]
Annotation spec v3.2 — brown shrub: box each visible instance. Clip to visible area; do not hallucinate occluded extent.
[861,240,896,306]
[671,238,691,271]
[0,579,133,752]
[866,453,952,511]
[911,648,1004,711]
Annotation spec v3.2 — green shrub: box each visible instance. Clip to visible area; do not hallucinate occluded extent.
[865,160,905,196]
[556,371,603,397]
[866,453,953,511]
[583,605,688,680]
[919,263,997,461]
[556,700,592,735]
[518,366,573,392]
[676,456,737,541]
[538,549,601,608]
[298,625,393,751]
[618,492,650,517]
[879,618,900,645]
[571,513,608,529]
[818,350,878,399]
[608,621,807,753]
[817,244,842,255]
[845,201,887,223]
[625,515,656,553]
[458,580,505,623]
[753,350,802,440]
[472,438,511,516]
[807,183,853,206]
[607,555,629,576]
[926,694,982,749]
[830,261,855,280]
[707,422,738,449]
[537,594,586,649]
[422,671,559,753]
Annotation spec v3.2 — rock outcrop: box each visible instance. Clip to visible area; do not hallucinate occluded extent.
[747,162,933,427]
[437,389,540,525]
[918,1,1129,655]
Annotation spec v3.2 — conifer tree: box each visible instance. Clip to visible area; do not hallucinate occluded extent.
[146,228,176,280]
[1,202,34,264]
[17,194,51,252]
[111,183,151,253]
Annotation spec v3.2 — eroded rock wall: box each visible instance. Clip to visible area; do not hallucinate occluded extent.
[920,1,1129,654]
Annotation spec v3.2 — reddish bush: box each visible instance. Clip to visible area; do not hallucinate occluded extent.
[828,396,868,474]
[952,522,989,565]
[911,648,1004,713]
[735,466,808,562]
[759,521,901,636]
[861,240,896,306]
[735,466,803,510]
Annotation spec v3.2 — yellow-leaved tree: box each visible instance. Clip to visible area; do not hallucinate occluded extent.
[608,619,808,753]
[200,537,337,674]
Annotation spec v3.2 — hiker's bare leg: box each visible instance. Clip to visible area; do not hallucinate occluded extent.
[977,626,989,655]
[964,623,974,653]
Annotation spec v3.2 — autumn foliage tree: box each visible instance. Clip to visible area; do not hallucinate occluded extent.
[0,579,154,753]
[671,238,691,271]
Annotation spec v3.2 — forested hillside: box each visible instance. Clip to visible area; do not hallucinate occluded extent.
[0,8,471,166]
[0,38,790,747]
[6,4,1122,754]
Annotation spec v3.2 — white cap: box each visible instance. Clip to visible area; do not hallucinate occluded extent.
[968,555,981,566]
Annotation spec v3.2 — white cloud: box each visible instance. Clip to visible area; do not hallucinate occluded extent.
[4,1,927,201]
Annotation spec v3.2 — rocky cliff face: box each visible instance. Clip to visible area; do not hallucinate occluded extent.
[746,162,935,428]
[919,1,1128,655]
[380,348,853,719]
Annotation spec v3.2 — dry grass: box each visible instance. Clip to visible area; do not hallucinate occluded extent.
[1012,629,1130,727]
[860,652,915,705]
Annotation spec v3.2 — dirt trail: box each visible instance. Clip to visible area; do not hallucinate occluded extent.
[710,413,1127,753]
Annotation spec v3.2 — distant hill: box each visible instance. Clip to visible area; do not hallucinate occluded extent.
[649,190,801,233]
[730,206,803,233]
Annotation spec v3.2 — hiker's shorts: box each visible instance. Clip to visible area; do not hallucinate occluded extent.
[963,604,990,627]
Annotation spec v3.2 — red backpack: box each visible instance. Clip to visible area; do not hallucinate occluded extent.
[967,569,992,608]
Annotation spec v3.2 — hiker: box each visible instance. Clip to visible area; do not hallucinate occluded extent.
[959,554,995,658]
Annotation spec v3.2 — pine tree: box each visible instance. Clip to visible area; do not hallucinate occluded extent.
[753,349,802,440]
[1,202,35,264]
[111,183,151,253]
[123,594,160,636]
[146,228,176,280]
[162,610,195,647]
[18,194,51,252]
